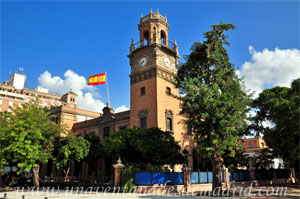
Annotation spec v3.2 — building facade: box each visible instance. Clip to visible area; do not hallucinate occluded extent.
[0,71,100,130]
[71,11,195,177]
[2,11,195,181]
[242,136,284,169]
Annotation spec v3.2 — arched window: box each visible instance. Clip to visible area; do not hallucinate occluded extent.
[143,31,149,45]
[165,109,173,131]
[153,26,157,39]
[161,30,166,45]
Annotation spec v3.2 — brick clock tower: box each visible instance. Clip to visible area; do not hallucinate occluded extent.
[128,10,194,168]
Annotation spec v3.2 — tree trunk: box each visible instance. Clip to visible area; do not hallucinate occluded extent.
[64,167,70,182]
[211,152,223,191]
[289,167,296,183]
[0,174,5,188]
[32,165,40,187]
[209,123,223,192]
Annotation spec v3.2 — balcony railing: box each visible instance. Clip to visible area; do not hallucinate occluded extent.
[131,39,177,52]
[161,39,175,49]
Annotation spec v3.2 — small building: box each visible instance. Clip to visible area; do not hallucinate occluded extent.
[242,136,284,169]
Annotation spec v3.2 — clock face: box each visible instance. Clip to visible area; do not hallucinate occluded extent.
[139,56,147,67]
[164,57,171,68]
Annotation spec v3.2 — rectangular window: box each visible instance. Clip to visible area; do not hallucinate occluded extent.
[140,87,145,96]
[8,101,13,108]
[103,127,110,138]
[0,99,3,105]
[166,118,173,131]
[166,87,171,95]
[140,117,147,129]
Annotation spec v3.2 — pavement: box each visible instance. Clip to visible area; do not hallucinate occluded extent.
[0,191,237,199]
[0,185,299,199]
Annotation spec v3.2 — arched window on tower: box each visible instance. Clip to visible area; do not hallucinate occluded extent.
[143,31,149,46]
[153,27,157,42]
[161,30,166,46]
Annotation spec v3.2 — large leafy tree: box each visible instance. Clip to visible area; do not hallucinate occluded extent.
[251,78,300,170]
[0,101,62,187]
[175,23,252,189]
[52,135,90,181]
[104,127,186,168]
[83,132,104,176]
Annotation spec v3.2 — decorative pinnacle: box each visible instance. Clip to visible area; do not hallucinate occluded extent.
[165,14,167,18]
[150,8,152,13]
[141,13,143,17]
[174,39,177,45]
[117,157,122,164]
[131,38,134,45]
[156,9,159,13]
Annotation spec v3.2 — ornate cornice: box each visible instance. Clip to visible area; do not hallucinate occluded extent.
[130,67,176,85]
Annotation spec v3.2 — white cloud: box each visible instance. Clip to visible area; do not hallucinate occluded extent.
[115,105,129,113]
[238,46,300,98]
[38,70,128,113]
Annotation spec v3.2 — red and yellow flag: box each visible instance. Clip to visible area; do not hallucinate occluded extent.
[88,73,106,85]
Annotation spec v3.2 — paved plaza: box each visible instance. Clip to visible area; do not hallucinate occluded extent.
[0,191,240,199]
[1,187,300,199]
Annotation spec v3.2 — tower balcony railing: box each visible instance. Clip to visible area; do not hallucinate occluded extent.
[131,39,177,52]
[161,39,175,49]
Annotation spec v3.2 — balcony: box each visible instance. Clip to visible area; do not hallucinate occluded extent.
[131,39,177,53]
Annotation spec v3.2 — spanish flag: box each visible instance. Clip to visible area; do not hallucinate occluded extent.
[88,73,106,85]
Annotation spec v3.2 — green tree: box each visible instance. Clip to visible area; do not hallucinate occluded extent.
[0,101,62,187]
[52,135,90,181]
[104,127,186,168]
[83,132,104,176]
[246,148,275,169]
[175,23,252,189]
[223,147,248,171]
[251,78,300,170]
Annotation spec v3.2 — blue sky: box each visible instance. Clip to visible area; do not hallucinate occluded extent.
[1,1,299,112]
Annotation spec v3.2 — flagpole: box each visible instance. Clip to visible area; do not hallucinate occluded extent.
[106,71,110,106]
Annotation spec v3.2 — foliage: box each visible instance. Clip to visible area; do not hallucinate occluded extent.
[83,132,104,165]
[175,23,252,189]
[222,147,248,171]
[246,148,275,169]
[52,135,90,180]
[251,78,300,168]
[121,164,135,193]
[104,127,186,167]
[0,101,61,173]
[150,165,170,173]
